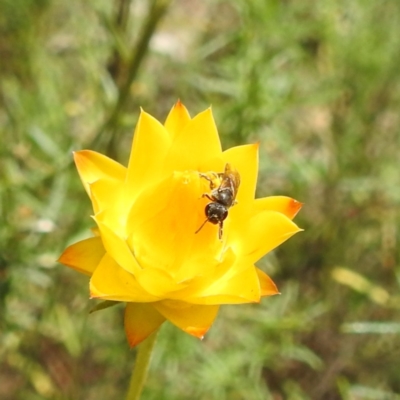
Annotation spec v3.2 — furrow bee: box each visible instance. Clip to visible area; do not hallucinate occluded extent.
[195,163,240,239]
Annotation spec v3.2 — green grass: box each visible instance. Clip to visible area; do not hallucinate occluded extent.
[1,0,400,399]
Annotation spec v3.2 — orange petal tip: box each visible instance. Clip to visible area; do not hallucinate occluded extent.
[89,283,104,299]
[57,251,73,267]
[186,326,209,339]
[288,199,303,218]
[126,332,151,348]
[127,336,143,348]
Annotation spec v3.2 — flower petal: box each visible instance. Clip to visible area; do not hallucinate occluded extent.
[89,178,133,237]
[74,150,126,196]
[124,303,165,347]
[162,247,229,300]
[90,253,158,302]
[94,215,141,275]
[153,300,219,338]
[256,268,279,297]
[58,237,105,276]
[232,210,303,263]
[126,110,171,196]
[136,268,188,298]
[222,143,259,205]
[165,108,222,171]
[184,265,261,305]
[89,178,124,216]
[253,196,303,220]
[164,100,191,139]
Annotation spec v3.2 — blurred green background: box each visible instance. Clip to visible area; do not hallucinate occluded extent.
[1,0,400,399]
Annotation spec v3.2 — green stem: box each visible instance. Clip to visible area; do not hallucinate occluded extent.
[111,0,172,123]
[125,331,158,400]
[92,0,173,152]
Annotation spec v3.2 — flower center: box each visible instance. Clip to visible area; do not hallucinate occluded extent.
[126,171,224,282]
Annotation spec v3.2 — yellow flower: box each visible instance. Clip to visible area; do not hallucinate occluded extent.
[58,101,302,347]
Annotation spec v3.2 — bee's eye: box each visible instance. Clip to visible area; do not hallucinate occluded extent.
[205,203,228,224]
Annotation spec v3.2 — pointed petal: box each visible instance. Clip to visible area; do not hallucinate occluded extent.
[184,265,261,305]
[89,179,132,238]
[232,210,303,263]
[73,150,126,196]
[58,237,105,276]
[89,178,124,216]
[256,268,279,297]
[136,267,188,298]
[124,303,165,347]
[90,253,158,302]
[222,143,259,205]
[126,110,171,195]
[254,196,303,220]
[166,247,236,302]
[164,100,191,139]
[153,300,219,338]
[94,216,140,275]
[165,108,222,171]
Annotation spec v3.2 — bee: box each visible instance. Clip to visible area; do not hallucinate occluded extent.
[195,163,240,239]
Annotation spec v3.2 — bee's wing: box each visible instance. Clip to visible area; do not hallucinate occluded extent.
[222,163,240,195]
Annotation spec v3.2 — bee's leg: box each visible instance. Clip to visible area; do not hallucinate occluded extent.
[218,221,223,240]
[202,193,214,201]
[199,172,218,189]
[198,173,213,184]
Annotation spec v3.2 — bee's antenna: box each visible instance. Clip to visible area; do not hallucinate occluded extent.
[195,218,209,234]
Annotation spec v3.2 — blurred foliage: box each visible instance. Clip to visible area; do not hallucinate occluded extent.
[1,0,400,399]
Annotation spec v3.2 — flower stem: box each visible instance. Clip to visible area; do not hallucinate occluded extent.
[125,331,158,400]
[93,0,172,152]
